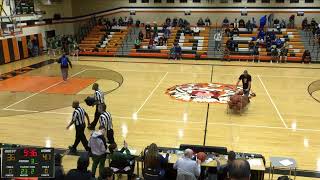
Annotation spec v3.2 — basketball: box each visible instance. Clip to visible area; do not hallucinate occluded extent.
[197,152,207,162]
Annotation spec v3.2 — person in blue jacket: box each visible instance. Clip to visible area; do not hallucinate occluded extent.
[260,15,267,29]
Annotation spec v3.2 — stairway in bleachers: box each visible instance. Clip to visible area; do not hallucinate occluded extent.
[116,27,140,56]
[299,30,320,62]
[207,28,224,59]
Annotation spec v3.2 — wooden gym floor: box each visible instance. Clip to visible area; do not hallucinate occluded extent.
[0,55,320,178]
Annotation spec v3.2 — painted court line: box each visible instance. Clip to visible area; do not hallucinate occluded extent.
[135,72,169,114]
[3,69,87,110]
[4,108,320,132]
[258,75,288,128]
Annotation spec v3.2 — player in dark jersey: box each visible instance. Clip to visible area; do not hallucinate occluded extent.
[236,70,252,97]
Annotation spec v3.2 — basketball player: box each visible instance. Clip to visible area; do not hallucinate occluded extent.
[67,100,90,153]
[88,83,105,130]
[57,53,72,81]
[235,70,252,97]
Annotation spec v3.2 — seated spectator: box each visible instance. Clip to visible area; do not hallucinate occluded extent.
[148,38,155,49]
[175,44,182,60]
[239,19,245,28]
[231,27,239,37]
[98,167,114,180]
[134,38,141,49]
[65,153,94,180]
[109,142,135,177]
[138,31,144,41]
[172,17,178,27]
[154,23,158,34]
[118,17,124,26]
[158,37,164,46]
[112,18,117,26]
[178,18,184,27]
[311,18,317,29]
[51,153,64,180]
[270,30,276,41]
[226,38,232,51]
[168,46,177,60]
[124,16,128,26]
[257,29,265,40]
[128,17,133,25]
[205,17,211,26]
[145,23,152,39]
[88,126,108,178]
[154,34,159,45]
[273,18,280,28]
[197,18,205,27]
[166,17,171,26]
[248,41,255,52]
[173,149,201,179]
[234,18,239,28]
[216,151,236,180]
[251,17,257,28]
[275,38,283,48]
[136,19,141,27]
[280,19,286,28]
[185,25,192,34]
[163,28,170,45]
[246,20,253,32]
[143,143,169,177]
[256,38,264,47]
[302,50,311,63]
[193,26,200,36]
[225,27,231,37]
[229,159,251,180]
[222,17,229,28]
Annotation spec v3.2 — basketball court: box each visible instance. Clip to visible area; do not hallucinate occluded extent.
[0,55,320,175]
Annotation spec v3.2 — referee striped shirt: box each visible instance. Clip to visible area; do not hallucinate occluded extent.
[99,111,113,130]
[72,107,86,126]
[94,89,105,105]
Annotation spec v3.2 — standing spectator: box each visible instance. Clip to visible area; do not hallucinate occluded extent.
[229,159,251,180]
[302,18,308,31]
[268,13,274,28]
[246,20,253,32]
[27,39,33,57]
[88,83,105,130]
[289,15,295,28]
[271,46,279,63]
[222,17,229,28]
[67,100,90,153]
[205,17,211,27]
[65,153,94,180]
[234,18,239,28]
[89,126,108,178]
[163,28,170,46]
[98,104,114,144]
[280,40,289,63]
[214,31,222,51]
[173,149,201,179]
[225,27,231,37]
[252,17,257,28]
[153,23,158,34]
[280,19,286,28]
[57,53,72,81]
[260,15,267,29]
[138,30,144,41]
[175,43,182,60]
[32,36,39,56]
[144,143,169,177]
[134,38,141,49]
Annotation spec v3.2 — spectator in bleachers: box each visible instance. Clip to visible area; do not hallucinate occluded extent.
[154,23,158,34]
[302,50,311,63]
[52,153,65,180]
[280,40,289,63]
[249,40,255,52]
[311,18,317,29]
[289,15,295,28]
[165,17,171,26]
[239,19,245,28]
[234,18,239,28]
[88,126,108,178]
[223,46,231,61]
[225,27,231,37]
[124,17,128,26]
[302,18,308,31]
[158,37,164,46]
[246,20,253,32]
[178,18,184,27]
[273,18,280,28]
[99,167,114,180]
[135,19,141,27]
[226,38,232,51]
[134,38,141,49]
[193,26,200,36]
[118,17,124,26]
[169,46,177,60]
[65,153,94,180]
[257,29,265,40]
[214,31,222,51]
[112,18,117,26]
[109,142,135,177]
[138,31,144,41]
[154,34,159,45]
[270,30,276,41]
[259,15,267,29]
[229,159,251,180]
[280,19,286,28]
[222,17,229,28]
[271,46,279,63]
[183,19,189,27]
[232,27,239,37]
[231,39,238,52]
[252,43,259,62]
[197,18,205,27]
[173,149,201,179]
[205,17,211,27]
[145,23,152,39]
[148,38,155,49]
[184,25,192,34]
[268,13,274,28]
[27,39,33,57]
[216,151,236,180]
[175,43,182,60]
[252,17,257,28]
[275,37,283,48]
[163,28,170,45]
[173,17,178,27]
[144,143,169,177]
[128,17,133,25]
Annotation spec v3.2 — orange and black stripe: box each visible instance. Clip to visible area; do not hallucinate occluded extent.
[2,39,11,64]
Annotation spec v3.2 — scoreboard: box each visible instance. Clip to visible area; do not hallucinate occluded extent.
[1,147,54,178]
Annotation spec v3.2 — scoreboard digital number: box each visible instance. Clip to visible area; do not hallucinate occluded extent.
[1,147,54,178]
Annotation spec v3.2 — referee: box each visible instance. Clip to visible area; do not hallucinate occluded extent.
[88,83,105,130]
[67,100,91,153]
[99,104,115,144]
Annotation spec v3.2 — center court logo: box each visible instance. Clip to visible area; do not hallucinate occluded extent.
[166,83,242,104]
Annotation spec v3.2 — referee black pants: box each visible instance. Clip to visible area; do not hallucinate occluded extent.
[90,104,104,129]
[107,129,115,144]
[72,125,90,151]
